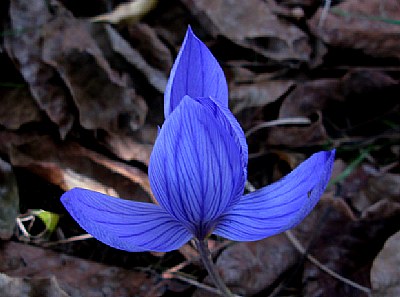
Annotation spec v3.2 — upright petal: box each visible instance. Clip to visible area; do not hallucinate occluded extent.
[150,96,244,239]
[61,188,192,252]
[164,26,228,118]
[213,150,335,241]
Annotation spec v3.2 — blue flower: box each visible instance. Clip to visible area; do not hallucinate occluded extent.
[61,27,335,252]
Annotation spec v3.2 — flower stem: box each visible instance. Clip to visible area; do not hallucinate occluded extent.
[194,238,234,297]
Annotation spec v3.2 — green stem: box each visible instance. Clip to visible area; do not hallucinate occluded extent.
[194,238,234,297]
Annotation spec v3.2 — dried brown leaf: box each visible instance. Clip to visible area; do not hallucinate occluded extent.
[0,241,159,297]
[279,79,343,118]
[230,79,294,114]
[3,0,74,138]
[195,234,297,297]
[279,70,397,118]
[41,17,147,134]
[181,0,311,63]
[0,132,152,204]
[371,231,400,297]
[101,133,154,166]
[128,23,173,73]
[309,0,400,59]
[104,24,168,93]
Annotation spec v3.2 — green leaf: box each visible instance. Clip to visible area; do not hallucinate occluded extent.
[32,210,60,233]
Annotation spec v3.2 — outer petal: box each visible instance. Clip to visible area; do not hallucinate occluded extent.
[150,96,244,239]
[164,26,228,118]
[196,96,248,182]
[213,150,335,241]
[61,188,192,252]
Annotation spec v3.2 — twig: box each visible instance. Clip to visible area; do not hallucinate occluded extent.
[318,0,332,28]
[15,214,47,240]
[15,215,33,238]
[245,117,311,137]
[42,234,93,247]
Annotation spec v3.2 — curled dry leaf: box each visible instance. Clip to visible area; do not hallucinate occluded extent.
[128,23,173,73]
[309,0,400,60]
[370,231,400,297]
[230,79,294,114]
[81,146,153,200]
[181,0,311,63]
[61,169,119,199]
[3,0,74,138]
[270,69,398,147]
[279,79,343,118]
[104,24,168,93]
[279,70,397,118]
[253,77,340,148]
[41,17,147,134]
[0,242,159,297]
[0,132,153,204]
[341,70,398,97]
[101,133,154,166]
[4,0,149,137]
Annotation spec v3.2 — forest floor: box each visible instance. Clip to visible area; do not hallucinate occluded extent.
[0,0,399,296]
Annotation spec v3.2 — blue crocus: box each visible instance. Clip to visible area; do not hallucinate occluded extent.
[61,27,335,252]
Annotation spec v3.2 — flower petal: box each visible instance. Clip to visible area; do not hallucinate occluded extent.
[164,26,228,118]
[194,96,248,182]
[213,150,335,241]
[61,188,192,252]
[150,96,244,239]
